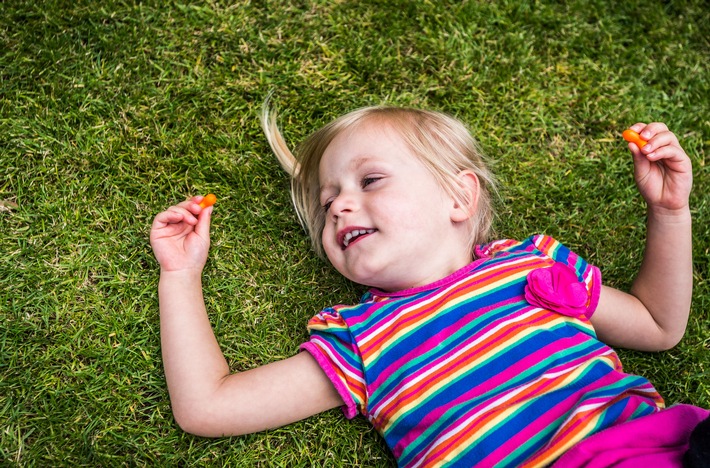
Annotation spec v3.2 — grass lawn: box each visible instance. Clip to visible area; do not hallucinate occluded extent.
[2,0,709,465]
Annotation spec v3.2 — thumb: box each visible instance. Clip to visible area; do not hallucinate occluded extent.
[195,206,213,241]
[630,144,650,177]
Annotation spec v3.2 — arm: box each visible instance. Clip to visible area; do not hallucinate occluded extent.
[591,123,693,351]
[150,197,343,437]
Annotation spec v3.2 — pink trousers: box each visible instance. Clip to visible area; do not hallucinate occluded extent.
[553,404,709,467]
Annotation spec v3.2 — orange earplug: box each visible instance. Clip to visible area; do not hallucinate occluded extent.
[622,129,647,148]
[199,193,217,208]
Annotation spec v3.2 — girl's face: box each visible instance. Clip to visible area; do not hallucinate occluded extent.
[318,120,473,292]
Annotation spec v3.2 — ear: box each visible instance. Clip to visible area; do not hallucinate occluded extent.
[450,170,480,223]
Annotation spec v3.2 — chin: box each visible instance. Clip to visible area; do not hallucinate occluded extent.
[345,267,389,289]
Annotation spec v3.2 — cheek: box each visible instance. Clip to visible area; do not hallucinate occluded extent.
[391,189,448,224]
[321,225,339,257]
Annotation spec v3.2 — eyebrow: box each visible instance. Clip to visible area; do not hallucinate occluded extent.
[319,155,380,196]
[352,155,376,170]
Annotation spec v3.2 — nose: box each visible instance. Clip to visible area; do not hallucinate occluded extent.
[328,191,358,222]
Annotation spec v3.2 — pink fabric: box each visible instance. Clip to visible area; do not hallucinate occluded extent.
[300,343,358,419]
[525,263,589,318]
[553,404,710,467]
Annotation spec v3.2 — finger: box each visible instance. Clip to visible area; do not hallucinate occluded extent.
[194,205,213,240]
[165,205,199,226]
[642,145,691,169]
[642,137,682,165]
[179,195,217,216]
[625,124,651,151]
[167,204,197,217]
[152,208,187,228]
[638,122,669,142]
[642,130,680,153]
[628,122,647,133]
[625,132,645,157]
[177,198,204,216]
[631,146,651,175]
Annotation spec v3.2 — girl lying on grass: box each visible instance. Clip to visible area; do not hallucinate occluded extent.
[150,104,709,467]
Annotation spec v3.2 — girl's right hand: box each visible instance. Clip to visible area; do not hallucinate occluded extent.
[150,196,213,273]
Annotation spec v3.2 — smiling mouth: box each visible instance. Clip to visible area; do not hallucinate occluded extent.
[341,229,376,249]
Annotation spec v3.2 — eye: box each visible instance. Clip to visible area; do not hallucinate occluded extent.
[323,200,333,212]
[361,177,381,188]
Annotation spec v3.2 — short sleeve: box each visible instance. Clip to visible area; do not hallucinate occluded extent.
[529,234,602,318]
[299,307,366,419]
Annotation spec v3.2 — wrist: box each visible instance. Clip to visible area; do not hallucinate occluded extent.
[159,268,203,283]
[647,204,692,225]
[158,269,206,317]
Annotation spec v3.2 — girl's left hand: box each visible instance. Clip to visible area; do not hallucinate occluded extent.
[627,122,693,215]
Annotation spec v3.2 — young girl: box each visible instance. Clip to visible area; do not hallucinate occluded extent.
[150,105,709,467]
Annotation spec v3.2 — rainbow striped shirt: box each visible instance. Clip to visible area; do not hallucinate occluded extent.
[300,235,664,467]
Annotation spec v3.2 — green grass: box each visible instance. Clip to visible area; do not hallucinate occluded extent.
[1,0,709,465]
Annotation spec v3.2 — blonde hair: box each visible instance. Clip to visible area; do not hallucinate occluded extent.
[261,99,497,259]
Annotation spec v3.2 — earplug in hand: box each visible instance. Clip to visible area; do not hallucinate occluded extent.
[622,129,648,148]
[199,193,217,208]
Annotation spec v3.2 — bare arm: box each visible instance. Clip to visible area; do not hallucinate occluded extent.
[151,197,342,437]
[591,123,693,351]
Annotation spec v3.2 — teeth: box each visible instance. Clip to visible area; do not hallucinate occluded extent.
[342,229,374,248]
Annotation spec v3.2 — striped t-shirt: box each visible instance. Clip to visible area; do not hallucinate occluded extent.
[300,235,665,467]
